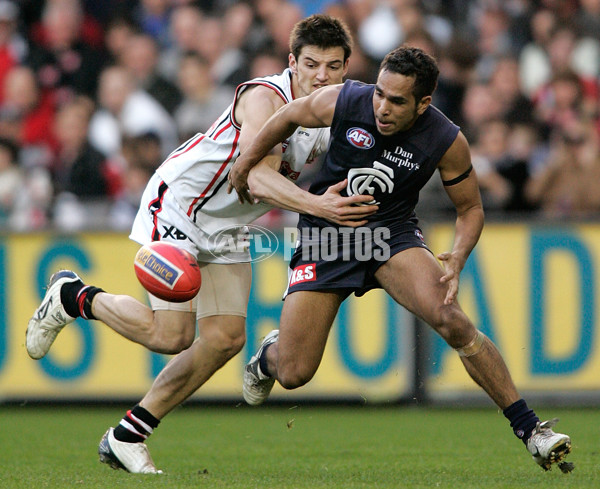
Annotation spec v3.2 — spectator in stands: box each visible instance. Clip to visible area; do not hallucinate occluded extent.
[158,4,203,82]
[248,49,286,79]
[51,96,120,199]
[0,136,23,224]
[109,135,156,231]
[520,19,600,99]
[0,65,57,168]
[471,119,537,214]
[88,65,178,160]
[518,8,557,98]
[470,119,513,212]
[104,15,139,66]
[533,69,597,140]
[434,37,478,125]
[270,2,304,57]
[133,0,172,49]
[120,33,182,114]
[26,0,104,102]
[193,13,249,89]
[51,96,122,231]
[526,120,600,218]
[0,136,52,230]
[471,5,513,81]
[173,52,234,141]
[0,0,28,104]
[575,0,600,40]
[459,81,502,142]
[488,56,535,125]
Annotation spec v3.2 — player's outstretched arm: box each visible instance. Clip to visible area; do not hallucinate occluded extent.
[437,131,484,305]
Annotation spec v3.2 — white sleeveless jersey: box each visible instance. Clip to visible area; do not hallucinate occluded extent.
[154,68,330,237]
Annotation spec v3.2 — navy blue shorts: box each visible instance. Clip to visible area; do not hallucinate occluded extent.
[285,220,431,298]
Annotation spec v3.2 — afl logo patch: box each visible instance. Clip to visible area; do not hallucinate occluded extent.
[346,127,375,149]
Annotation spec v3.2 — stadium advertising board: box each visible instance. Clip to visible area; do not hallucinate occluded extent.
[427,223,600,400]
[0,233,413,402]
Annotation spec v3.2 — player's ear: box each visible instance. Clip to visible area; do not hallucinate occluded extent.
[416,95,432,115]
[289,53,297,74]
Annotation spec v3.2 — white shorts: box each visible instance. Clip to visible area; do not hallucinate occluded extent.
[131,173,252,318]
[130,173,252,264]
[148,261,252,319]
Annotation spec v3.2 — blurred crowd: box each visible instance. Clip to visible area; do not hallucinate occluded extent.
[1,0,600,232]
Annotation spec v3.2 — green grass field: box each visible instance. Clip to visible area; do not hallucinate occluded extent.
[0,405,597,488]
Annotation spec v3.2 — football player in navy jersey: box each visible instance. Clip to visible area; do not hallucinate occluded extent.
[230,46,573,472]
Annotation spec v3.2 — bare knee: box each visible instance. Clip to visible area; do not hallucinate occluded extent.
[198,316,246,360]
[147,314,196,354]
[277,363,316,390]
[149,331,195,354]
[429,304,476,349]
[205,326,246,359]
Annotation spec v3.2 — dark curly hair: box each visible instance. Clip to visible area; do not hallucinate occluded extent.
[380,46,439,102]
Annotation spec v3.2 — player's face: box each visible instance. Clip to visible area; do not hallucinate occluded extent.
[372,69,431,136]
[290,46,348,97]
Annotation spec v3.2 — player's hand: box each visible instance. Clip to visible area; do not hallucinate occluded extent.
[315,179,378,227]
[227,162,254,204]
[437,251,464,305]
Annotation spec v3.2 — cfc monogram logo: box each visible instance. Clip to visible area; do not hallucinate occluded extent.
[346,161,394,205]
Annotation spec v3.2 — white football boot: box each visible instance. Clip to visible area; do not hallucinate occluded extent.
[26,270,80,359]
[526,418,573,472]
[243,329,279,406]
[98,427,162,474]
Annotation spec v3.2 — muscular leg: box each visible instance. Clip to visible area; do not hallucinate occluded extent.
[375,247,519,409]
[92,294,196,354]
[139,315,246,418]
[264,290,345,390]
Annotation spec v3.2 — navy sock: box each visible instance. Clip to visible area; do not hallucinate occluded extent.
[114,405,160,443]
[503,399,539,444]
[259,343,273,377]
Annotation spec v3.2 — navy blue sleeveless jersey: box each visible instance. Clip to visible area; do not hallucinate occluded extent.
[301,79,459,231]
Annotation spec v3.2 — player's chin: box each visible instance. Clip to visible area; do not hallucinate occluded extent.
[376,123,395,135]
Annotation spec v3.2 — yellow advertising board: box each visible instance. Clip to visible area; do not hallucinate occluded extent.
[426,223,600,398]
[5,223,598,404]
[0,233,413,402]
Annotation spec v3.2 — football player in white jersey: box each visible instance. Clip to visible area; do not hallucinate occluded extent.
[25,15,376,474]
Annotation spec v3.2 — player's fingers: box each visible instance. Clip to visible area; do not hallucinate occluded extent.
[345,194,376,205]
[439,270,454,283]
[327,179,348,193]
[242,189,255,204]
[443,281,458,305]
[338,203,378,215]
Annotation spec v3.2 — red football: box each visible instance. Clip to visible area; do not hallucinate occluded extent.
[134,242,201,302]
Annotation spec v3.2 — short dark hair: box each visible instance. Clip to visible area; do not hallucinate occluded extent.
[289,14,353,62]
[380,46,439,102]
